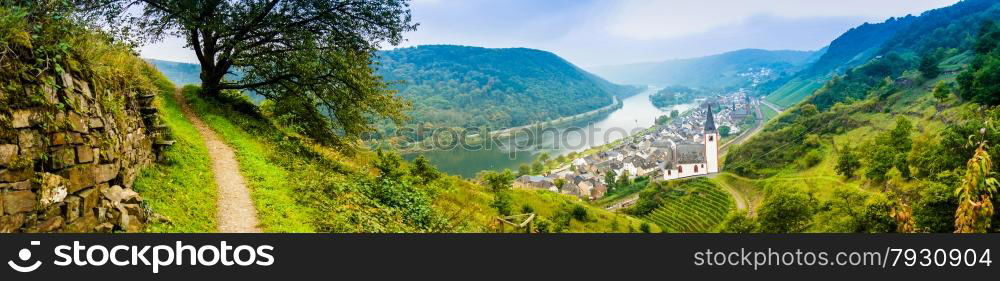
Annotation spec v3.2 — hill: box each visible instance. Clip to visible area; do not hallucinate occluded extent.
[722,0,1000,233]
[764,0,1000,108]
[590,49,817,91]
[375,45,642,133]
[146,59,203,87]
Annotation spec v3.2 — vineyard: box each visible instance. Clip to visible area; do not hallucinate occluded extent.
[644,180,734,232]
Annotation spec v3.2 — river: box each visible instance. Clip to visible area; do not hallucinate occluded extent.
[406,87,698,178]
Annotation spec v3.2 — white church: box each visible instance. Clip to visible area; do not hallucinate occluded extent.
[660,104,719,180]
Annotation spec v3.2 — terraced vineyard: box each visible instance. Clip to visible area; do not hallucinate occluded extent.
[644,180,734,232]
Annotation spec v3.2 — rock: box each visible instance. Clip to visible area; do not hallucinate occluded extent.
[17,130,41,157]
[93,222,113,233]
[67,112,88,133]
[26,216,62,233]
[62,165,95,193]
[76,145,93,163]
[60,72,74,90]
[88,118,104,129]
[2,190,36,215]
[64,196,81,222]
[51,132,70,146]
[0,181,32,190]
[150,213,172,224]
[78,187,99,213]
[75,79,92,99]
[38,173,67,207]
[11,109,38,129]
[42,85,58,104]
[48,146,75,169]
[0,144,16,167]
[62,215,97,233]
[0,168,33,183]
[95,163,119,183]
[0,214,25,233]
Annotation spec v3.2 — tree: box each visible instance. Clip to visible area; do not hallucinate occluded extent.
[670,110,679,119]
[374,149,406,179]
[410,155,440,185]
[571,205,588,221]
[481,169,515,193]
[717,211,759,233]
[518,164,531,176]
[639,223,651,233]
[553,178,566,192]
[757,187,814,233]
[836,144,861,178]
[955,141,997,233]
[537,152,550,163]
[604,171,617,190]
[865,144,895,183]
[919,53,941,79]
[80,0,416,145]
[915,181,958,233]
[520,204,534,214]
[932,80,951,103]
[616,170,631,189]
[531,161,544,175]
[718,126,731,137]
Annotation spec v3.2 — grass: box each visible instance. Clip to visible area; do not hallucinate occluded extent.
[133,70,218,233]
[510,189,660,233]
[643,179,734,232]
[765,78,824,108]
[760,104,779,121]
[181,87,314,232]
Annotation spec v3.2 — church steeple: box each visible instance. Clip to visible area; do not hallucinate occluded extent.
[704,103,717,132]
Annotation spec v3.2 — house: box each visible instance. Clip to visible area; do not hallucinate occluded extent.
[514,175,554,189]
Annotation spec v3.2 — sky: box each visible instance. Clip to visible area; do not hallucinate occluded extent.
[140,0,960,68]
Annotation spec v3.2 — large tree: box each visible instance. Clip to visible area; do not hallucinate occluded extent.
[79,0,416,144]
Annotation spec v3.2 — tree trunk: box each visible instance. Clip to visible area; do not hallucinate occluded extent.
[200,68,224,97]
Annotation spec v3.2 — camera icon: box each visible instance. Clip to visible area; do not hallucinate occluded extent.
[8,241,41,273]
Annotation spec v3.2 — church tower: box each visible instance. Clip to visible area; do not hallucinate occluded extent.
[704,103,719,173]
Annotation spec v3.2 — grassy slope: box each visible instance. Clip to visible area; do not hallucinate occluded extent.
[764,78,824,108]
[511,189,660,233]
[133,68,218,232]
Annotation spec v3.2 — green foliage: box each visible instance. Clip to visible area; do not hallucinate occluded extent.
[553,178,566,192]
[932,80,952,102]
[836,144,861,178]
[83,0,416,147]
[375,45,640,134]
[915,181,958,232]
[491,191,513,217]
[410,155,441,185]
[639,223,651,233]
[919,53,942,79]
[954,142,997,233]
[649,86,708,108]
[629,178,735,232]
[718,126,731,137]
[594,49,817,90]
[958,21,1000,105]
[571,205,589,222]
[757,186,814,233]
[518,164,531,176]
[717,211,759,233]
[480,169,515,193]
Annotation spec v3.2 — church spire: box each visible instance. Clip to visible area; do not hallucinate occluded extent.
[704,103,717,132]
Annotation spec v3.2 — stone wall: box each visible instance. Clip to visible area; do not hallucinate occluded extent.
[0,72,164,232]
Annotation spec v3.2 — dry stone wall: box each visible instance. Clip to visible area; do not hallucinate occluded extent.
[0,72,166,232]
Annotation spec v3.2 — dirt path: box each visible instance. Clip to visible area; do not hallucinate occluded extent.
[173,89,261,233]
[709,174,750,214]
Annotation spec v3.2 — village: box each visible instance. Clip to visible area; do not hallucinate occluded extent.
[514,90,759,201]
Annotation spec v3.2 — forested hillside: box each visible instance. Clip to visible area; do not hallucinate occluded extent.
[722,0,1000,233]
[591,49,816,91]
[764,0,1000,108]
[375,45,642,131]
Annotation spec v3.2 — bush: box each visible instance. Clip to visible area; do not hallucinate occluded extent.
[571,205,589,221]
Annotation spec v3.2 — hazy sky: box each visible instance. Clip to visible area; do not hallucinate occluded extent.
[140,0,960,68]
